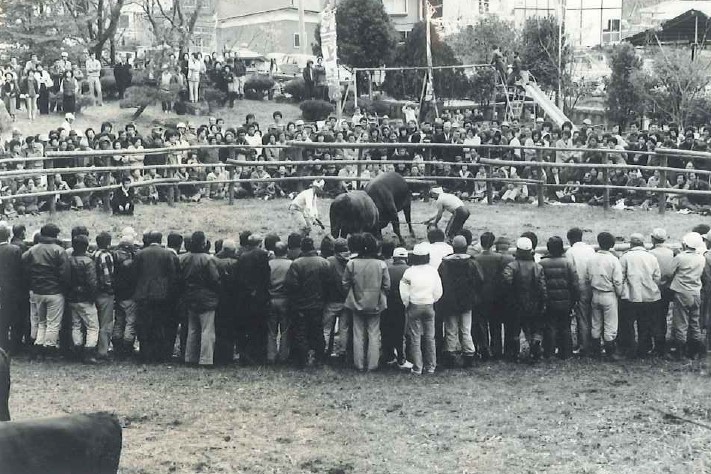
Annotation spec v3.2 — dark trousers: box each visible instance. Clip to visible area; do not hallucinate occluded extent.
[38,86,49,114]
[482,301,507,358]
[136,300,171,363]
[655,288,673,352]
[214,300,237,365]
[381,301,406,363]
[471,308,491,358]
[163,301,181,360]
[620,300,657,356]
[292,307,324,365]
[504,316,521,360]
[445,206,470,240]
[236,297,268,364]
[543,308,573,359]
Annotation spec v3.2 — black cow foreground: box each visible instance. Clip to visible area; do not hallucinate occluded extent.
[330,190,380,238]
[0,349,122,474]
[365,172,415,244]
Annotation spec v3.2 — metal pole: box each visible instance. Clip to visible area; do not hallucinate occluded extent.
[658,152,667,214]
[102,172,111,212]
[485,148,493,205]
[298,0,307,55]
[602,153,610,211]
[353,68,358,109]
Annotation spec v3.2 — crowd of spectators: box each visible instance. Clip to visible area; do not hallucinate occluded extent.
[1,221,710,372]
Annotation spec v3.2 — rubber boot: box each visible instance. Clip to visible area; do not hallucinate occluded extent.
[462,354,475,368]
[112,339,123,360]
[605,341,622,361]
[653,338,666,357]
[83,347,98,365]
[697,340,708,360]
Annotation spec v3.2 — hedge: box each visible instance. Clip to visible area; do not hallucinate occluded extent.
[300,99,335,121]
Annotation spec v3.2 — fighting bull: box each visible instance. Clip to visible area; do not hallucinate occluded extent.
[0,349,122,474]
[329,190,380,239]
[365,171,415,244]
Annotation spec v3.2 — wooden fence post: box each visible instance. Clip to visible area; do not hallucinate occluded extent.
[602,153,610,211]
[537,178,544,207]
[423,148,432,202]
[357,149,364,189]
[228,165,235,205]
[47,174,56,215]
[102,171,111,212]
[658,152,667,214]
[485,148,493,205]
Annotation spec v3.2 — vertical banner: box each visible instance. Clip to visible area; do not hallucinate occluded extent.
[320,0,341,102]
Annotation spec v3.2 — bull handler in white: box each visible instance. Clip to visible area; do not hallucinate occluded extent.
[424,187,471,241]
[289,179,326,237]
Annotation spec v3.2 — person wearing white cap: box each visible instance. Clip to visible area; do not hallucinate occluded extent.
[584,232,623,360]
[618,233,661,358]
[400,242,443,374]
[289,180,325,236]
[668,232,706,359]
[649,228,674,355]
[61,112,75,132]
[111,227,139,358]
[502,237,547,361]
[566,227,596,356]
[424,187,470,241]
[382,246,413,370]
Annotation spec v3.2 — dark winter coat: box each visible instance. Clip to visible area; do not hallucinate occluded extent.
[67,254,97,303]
[22,237,70,295]
[502,250,547,316]
[324,254,348,303]
[234,247,270,305]
[180,252,221,312]
[539,255,579,313]
[438,253,479,314]
[285,251,330,311]
[113,243,137,301]
[474,250,514,305]
[132,244,180,303]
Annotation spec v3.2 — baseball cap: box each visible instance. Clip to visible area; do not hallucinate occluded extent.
[430,187,444,195]
[393,247,408,259]
[295,119,305,126]
[683,232,704,250]
[312,179,325,189]
[516,237,533,251]
[65,113,75,120]
[651,228,667,242]
[176,122,186,129]
[583,118,592,125]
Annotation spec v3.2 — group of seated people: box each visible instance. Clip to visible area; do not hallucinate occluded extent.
[1,109,711,218]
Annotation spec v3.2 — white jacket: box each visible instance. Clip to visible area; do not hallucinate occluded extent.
[400,264,442,307]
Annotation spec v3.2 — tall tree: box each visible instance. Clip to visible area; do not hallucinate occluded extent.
[631,48,711,129]
[141,0,203,56]
[448,17,520,66]
[0,0,72,60]
[520,16,572,96]
[62,0,126,59]
[313,0,397,68]
[605,43,643,129]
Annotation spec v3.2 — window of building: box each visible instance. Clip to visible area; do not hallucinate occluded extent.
[479,0,489,14]
[397,30,409,43]
[294,33,301,49]
[602,18,621,43]
[383,0,408,15]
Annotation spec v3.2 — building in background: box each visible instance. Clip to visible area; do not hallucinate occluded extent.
[383,0,425,41]
[513,0,623,48]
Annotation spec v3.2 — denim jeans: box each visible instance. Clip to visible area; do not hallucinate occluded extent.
[69,302,99,348]
[574,299,592,350]
[591,291,618,342]
[87,76,102,105]
[96,293,115,357]
[113,299,138,345]
[33,293,65,347]
[267,297,290,362]
[443,310,475,355]
[322,302,349,355]
[407,304,436,373]
[185,309,216,366]
[672,292,702,344]
[352,311,381,371]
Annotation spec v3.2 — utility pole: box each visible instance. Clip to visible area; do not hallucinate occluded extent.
[557,0,566,109]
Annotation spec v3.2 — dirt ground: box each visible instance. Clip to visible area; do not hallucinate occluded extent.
[8,200,711,473]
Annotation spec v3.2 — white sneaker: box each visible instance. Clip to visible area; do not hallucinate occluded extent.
[398,360,414,370]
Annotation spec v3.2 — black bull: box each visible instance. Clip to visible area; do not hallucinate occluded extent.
[365,172,415,243]
[0,349,123,474]
[330,190,380,238]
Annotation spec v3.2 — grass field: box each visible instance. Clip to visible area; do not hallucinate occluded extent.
[8,200,711,473]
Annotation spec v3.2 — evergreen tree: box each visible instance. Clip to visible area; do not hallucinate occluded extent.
[605,43,643,130]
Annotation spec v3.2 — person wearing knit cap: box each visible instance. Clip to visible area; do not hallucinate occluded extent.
[585,232,623,360]
[668,232,706,359]
[474,232,513,360]
[382,246,412,370]
[112,228,139,358]
[649,228,674,355]
[502,237,547,361]
[438,235,478,367]
[400,242,443,374]
[424,187,471,241]
[285,236,329,367]
[619,233,661,358]
[267,241,292,364]
[322,238,350,359]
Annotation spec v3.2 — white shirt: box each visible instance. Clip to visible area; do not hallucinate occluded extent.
[509,136,521,158]
[428,241,453,270]
[291,188,318,220]
[245,132,262,157]
[437,193,464,214]
[400,264,443,306]
[567,241,596,288]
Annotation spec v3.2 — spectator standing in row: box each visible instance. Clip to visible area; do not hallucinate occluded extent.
[619,233,661,358]
[0,225,23,353]
[112,227,138,358]
[235,234,270,364]
[400,243,443,375]
[267,242,292,364]
[382,246,411,369]
[343,233,390,372]
[649,228,675,356]
[566,227,595,355]
[67,235,99,364]
[313,56,327,101]
[539,236,579,359]
[438,235,478,367]
[181,231,220,367]
[94,232,115,360]
[85,52,103,107]
[114,55,132,100]
[323,238,350,358]
[586,232,624,360]
[286,237,329,366]
[303,60,315,100]
[59,70,78,114]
